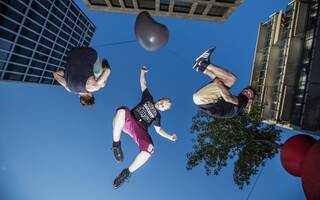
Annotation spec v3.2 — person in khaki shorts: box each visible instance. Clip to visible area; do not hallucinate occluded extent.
[192,48,256,118]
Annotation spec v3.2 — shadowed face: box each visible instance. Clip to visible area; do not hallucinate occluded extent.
[241,88,255,100]
[155,99,172,111]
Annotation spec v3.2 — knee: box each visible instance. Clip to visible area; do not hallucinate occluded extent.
[115,108,126,117]
[229,75,237,85]
[146,144,154,155]
[193,93,202,105]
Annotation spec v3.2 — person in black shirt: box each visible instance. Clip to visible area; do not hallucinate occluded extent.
[192,48,255,118]
[53,47,111,107]
[111,66,177,188]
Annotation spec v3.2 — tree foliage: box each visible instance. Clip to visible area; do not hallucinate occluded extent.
[186,105,282,189]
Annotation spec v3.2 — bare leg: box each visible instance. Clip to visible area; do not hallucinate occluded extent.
[113,109,126,142]
[128,151,151,173]
[204,64,237,87]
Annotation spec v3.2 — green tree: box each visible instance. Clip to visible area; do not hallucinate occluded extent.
[186,106,282,189]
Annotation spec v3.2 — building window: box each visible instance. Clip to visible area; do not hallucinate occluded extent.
[137,0,155,10]
[49,14,62,27]
[54,1,67,13]
[24,18,42,33]
[0,28,16,41]
[27,10,45,24]
[34,52,48,62]
[36,45,51,55]
[2,0,27,13]
[40,37,54,48]
[59,31,70,42]
[45,22,59,34]
[173,1,192,13]
[43,71,53,78]
[4,72,23,81]
[38,0,51,9]
[46,64,57,72]
[13,45,32,57]
[27,67,43,76]
[70,4,79,16]
[52,6,64,19]
[49,58,59,65]
[31,1,48,17]
[89,0,108,6]
[216,0,236,3]
[0,50,10,61]
[160,0,170,11]
[43,30,56,41]
[41,78,53,84]
[124,0,134,8]
[10,54,29,65]
[6,63,27,73]
[1,3,23,23]
[25,75,40,83]
[0,16,20,32]
[30,60,45,69]
[0,38,13,52]
[207,6,228,17]
[194,4,206,15]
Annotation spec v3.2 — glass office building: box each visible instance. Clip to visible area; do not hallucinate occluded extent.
[0,0,95,85]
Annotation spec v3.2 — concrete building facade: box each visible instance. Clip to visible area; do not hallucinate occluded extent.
[250,0,320,135]
[83,0,242,22]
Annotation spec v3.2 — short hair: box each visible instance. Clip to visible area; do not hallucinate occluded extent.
[245,86,256,99]
[80,95,95,107]
[157,98,171,103]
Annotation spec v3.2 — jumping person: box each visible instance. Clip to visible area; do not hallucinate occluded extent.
[192,48,255,118]
[112,66,177,189]
[53,47,111,107]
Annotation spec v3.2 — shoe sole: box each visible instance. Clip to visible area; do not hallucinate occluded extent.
[195,47,215,62]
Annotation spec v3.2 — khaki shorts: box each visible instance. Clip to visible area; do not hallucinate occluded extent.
[193,81,222,105]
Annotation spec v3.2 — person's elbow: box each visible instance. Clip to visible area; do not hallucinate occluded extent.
[154,126,161,133]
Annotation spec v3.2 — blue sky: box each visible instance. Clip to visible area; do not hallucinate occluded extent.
[0,0,314,200]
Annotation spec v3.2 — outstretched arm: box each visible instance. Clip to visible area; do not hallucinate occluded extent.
[53,71,71,92]
[140,66,149,92]
[154,126,177,142]
[215,79,238,105]
[96,67,111,86]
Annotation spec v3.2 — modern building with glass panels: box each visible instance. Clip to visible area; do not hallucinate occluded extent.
[250,0,320,135]
[83,0,242,22]
[0,0,95,85]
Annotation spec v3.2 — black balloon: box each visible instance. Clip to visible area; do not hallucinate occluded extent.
[135,11,169,51]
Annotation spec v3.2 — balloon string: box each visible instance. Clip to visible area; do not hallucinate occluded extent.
[166,48,194,66]
[91,40,137,48]
[245,167,264,200]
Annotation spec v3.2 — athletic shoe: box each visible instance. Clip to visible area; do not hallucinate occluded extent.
[102,59,111,69]
[192,47,215,71]
[112,141,123,163]
[113,168,131,189]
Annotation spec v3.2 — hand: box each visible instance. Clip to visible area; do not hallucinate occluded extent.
[170,134,177,142]
[141,66,149,72]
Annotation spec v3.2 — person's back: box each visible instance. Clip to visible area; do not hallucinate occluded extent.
[64,47,97,93]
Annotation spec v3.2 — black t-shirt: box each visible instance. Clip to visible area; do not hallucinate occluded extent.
[131,89,161,128]
[198,93,248,118]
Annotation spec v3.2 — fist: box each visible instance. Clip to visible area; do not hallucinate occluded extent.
[171,134,177,142]
[141,66,149,72]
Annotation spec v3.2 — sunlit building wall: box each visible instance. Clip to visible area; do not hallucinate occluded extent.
[250,0,320,135]
[83,0,242,22]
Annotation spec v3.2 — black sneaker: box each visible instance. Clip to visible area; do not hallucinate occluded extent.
[102,59,111,70]
[192,47,215,71]
[112,141,123,163]
[113,168,131,189]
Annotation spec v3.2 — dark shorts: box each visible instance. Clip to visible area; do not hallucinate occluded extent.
[117,106,154,154]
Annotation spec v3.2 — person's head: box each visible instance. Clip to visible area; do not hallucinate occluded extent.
[79,93,95,107]
[155,98,172,111]
[240,86,256,105]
